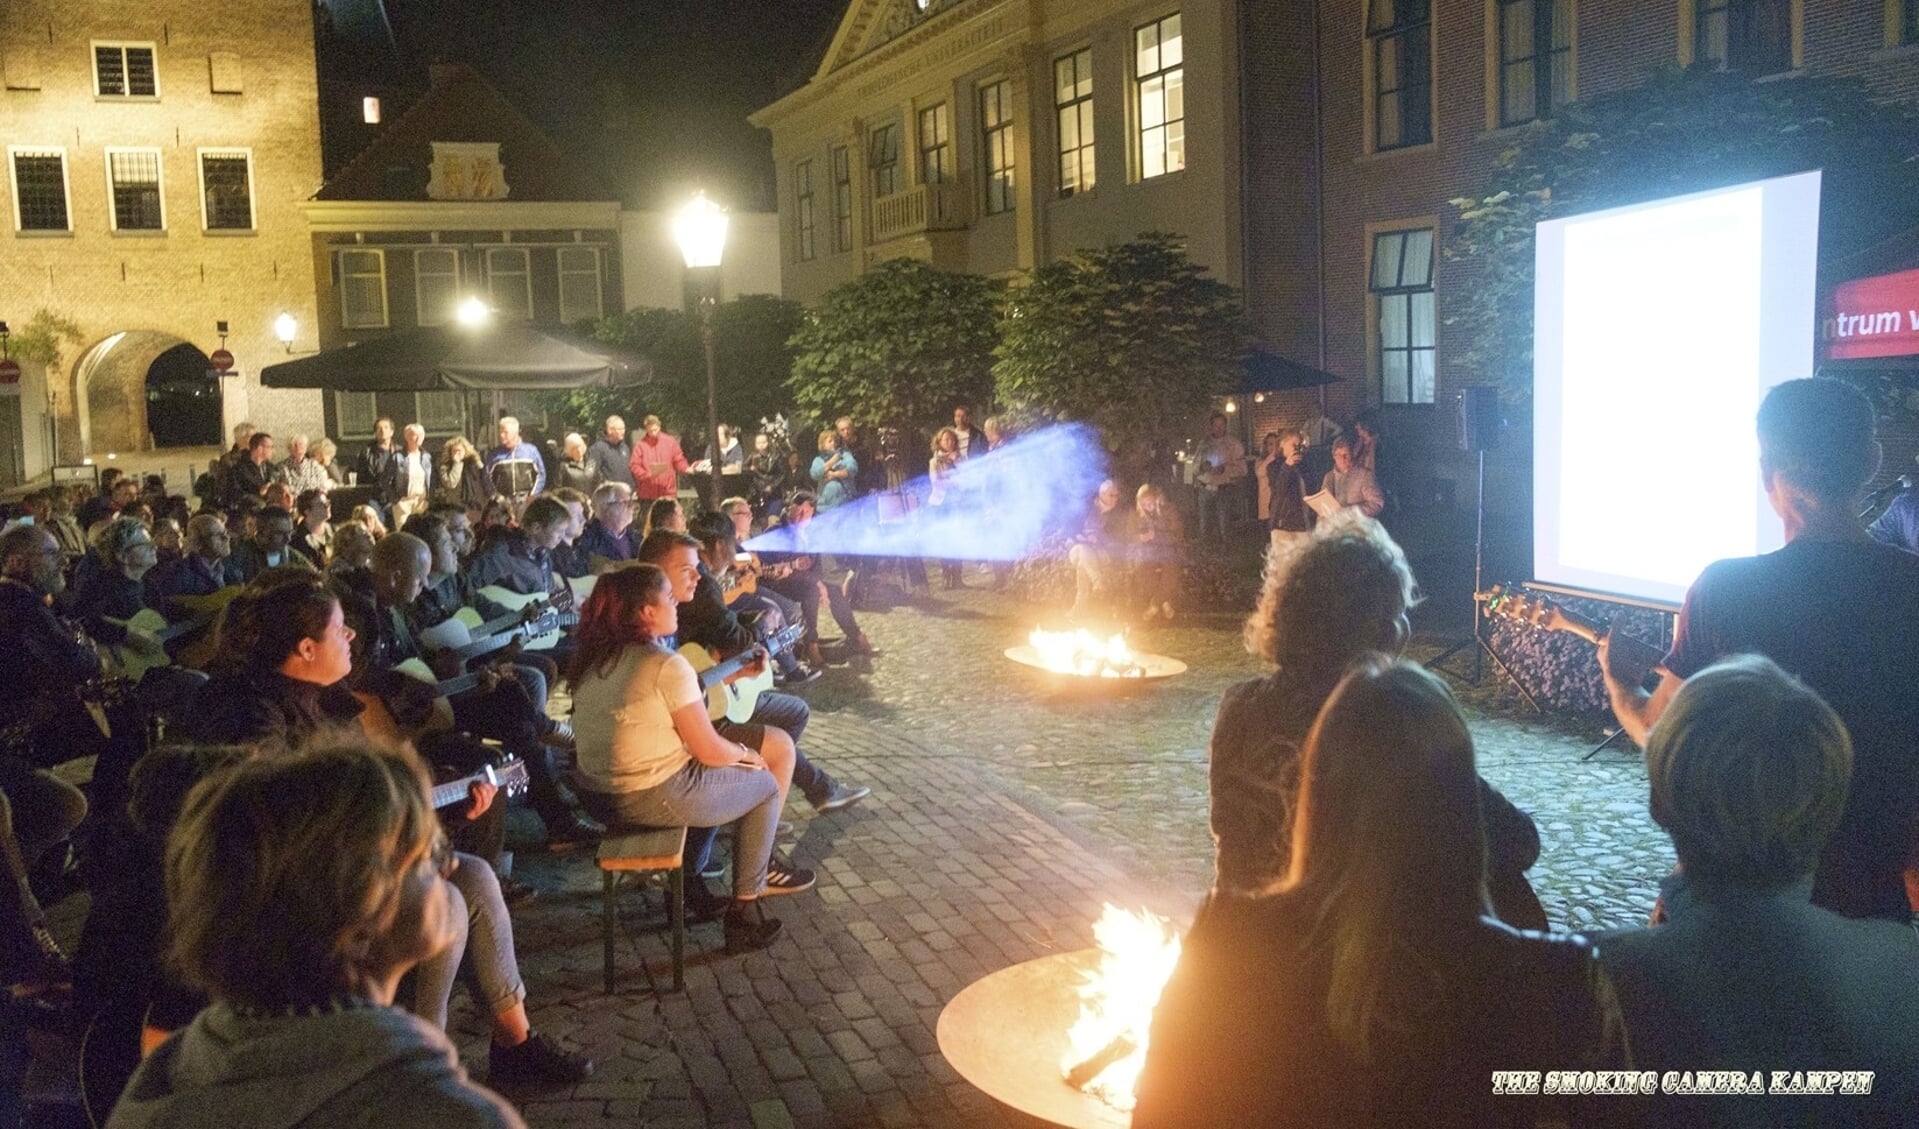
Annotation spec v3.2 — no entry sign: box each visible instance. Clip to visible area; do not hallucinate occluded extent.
[0,359,20,385]
[209,348,235,373]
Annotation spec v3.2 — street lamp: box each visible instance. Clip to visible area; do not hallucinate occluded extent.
[674,192,730,510]
[273,311,299,353]
[455,296,491,327]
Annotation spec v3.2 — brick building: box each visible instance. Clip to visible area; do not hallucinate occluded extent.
[0,0,325,485]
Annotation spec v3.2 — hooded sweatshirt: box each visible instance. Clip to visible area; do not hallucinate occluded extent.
[106,1000,522,1129]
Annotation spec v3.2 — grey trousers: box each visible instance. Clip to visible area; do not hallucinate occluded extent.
[411,851,526,1031]
[579,761,780,899]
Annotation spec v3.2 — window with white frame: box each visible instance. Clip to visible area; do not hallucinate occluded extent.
[1367,0,1433,150]
[870,123,901,199]
[106,148,164,231]
[415,391,466,434]
[980,79,1015,214]
[93,43,157,98]
[335,392,379,439]
[1055,49,1096,197]
[558,247,604,324]
[1135,14,1185,179]
[1370,227,1437,404]
[831,145,853,252]
[198,149,254,230]
[1694,0,1792,74]
[338,249,388,329]
[794,160,816,262]
[1497,0,1573,126]
[10,148,70,232]
[918,103,952,185]
[486,247,533,321]
[414,248,461,326]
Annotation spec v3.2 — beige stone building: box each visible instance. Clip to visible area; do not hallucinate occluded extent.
[0,0,324,485]
[750,0,1249,306]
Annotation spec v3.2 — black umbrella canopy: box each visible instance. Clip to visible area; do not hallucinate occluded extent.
[1236,349,1342,394]
[260,322,652,392]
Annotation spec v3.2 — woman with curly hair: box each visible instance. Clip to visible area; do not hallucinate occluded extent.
[1207,512,1546,928]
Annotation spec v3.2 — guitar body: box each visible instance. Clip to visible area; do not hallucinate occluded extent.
[679,643,777,725]
[166,587,245,670]
[79,1000,147,1128]
[476,585,579,652]
[106,587,243,675]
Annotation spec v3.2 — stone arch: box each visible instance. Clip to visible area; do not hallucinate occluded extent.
[145,342,222,448]
[69,330,222,456]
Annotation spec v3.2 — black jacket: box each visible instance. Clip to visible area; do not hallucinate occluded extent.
[182,668,364,751]
[381,449,435,504]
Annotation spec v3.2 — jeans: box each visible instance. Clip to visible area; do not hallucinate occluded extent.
[409,851,525,1031]
[681,691,838,877]
[579,761,780,899]
[766,573,860,645]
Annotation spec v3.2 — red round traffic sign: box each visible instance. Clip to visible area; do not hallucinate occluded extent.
[0,359,20,385]
[209,348,235,373]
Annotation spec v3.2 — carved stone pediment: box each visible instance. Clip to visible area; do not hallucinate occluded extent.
[426,141,510,201]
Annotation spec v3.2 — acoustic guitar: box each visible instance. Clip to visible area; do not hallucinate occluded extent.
[680,624,806,725]
[1481,585,1668,687]
[108,587,244,673]
[475,584,585,651]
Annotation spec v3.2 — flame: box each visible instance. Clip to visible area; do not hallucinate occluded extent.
[1027,628,1144,678]
[1060,904,1182,1111]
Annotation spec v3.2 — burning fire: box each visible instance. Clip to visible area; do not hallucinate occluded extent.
[1060,904,1182,1112]
[1027,628,1144,678]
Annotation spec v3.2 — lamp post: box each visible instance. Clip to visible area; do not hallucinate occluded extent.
[675,192,729,510]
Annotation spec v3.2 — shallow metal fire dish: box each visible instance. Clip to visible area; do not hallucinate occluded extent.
[1005,627,1187,691]
[937,949,1129,1129]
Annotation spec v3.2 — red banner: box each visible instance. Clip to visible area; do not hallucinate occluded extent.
[1822,267,1919,361]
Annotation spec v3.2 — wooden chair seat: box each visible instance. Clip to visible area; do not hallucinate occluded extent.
[596,825,687,993]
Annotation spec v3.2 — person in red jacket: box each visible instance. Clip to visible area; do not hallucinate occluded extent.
[628,415,689,503]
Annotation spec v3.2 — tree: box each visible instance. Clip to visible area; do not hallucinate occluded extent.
[993,233,1248,477]
[786,259,1001,439]
[1447,66,1919,404]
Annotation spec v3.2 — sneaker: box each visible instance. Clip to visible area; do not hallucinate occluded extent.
[489,1030,594,1087]
[542,720,576,751]
[761,858,816,896]
[784,664,823,686]
[723,901,784,954]
[543,813,603,852]
[811,781,870,814]
[500,877,539,909]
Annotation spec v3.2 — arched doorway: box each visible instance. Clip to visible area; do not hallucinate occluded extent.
[145,343,222,447]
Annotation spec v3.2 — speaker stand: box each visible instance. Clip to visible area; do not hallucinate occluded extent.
[1425,448,1540,714]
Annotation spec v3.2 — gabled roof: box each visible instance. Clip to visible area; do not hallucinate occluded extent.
[812,0,968,82]
[316,63,615,203]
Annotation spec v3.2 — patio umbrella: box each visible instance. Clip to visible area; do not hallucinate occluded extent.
[260,321,652,392]
[1235,348,1342,394]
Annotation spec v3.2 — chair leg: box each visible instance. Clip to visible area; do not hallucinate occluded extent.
[601,869,616,995]
[668,865,685,992]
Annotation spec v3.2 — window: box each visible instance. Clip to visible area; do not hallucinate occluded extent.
[980,79,1015,214]
[794,160,816,262]
[1497,0,1572,126]
[558,247,604,324]
[338,249,388,329]
[93,43,157,98]
[414,248,461,326]
[1904,0,1919,44]
[1135,14,1185,178]
[831,145,853,252]
[1695,0,1792,74]
[1055,49,1096,197]
[415,391,466,434]
[1367,0,1433,150]
[106,148,164,231]
[198,149,254,230]
[10,148,70,232]
[1370,228,1437,404]
[870,123,901,199]
[335,392,379,439]
[918,103,952,186]
[486,248,532,321]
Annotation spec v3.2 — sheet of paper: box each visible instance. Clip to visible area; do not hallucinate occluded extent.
[1304,490,1342,519]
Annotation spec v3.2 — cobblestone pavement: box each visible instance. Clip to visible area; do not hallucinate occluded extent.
[481,567,1672,1128]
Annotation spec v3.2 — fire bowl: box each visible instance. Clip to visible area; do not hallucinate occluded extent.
[1004,645,1188,689]
[938,948,1130,1129]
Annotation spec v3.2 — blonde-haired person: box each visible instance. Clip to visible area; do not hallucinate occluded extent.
[435,436,491,517]
[388,423,434,526]
[1210,511,1545,928]
[1136,660,1627,1129]
[1597,655,1919,1121]
[927,427,963,588]
[1131,483,1185,621]
[106,743,522,1128]
[310,437,343,486]
[348,503,389,541]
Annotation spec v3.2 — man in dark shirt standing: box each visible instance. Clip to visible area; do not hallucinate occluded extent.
[1603,378,1919,922]
[585,415,636,491]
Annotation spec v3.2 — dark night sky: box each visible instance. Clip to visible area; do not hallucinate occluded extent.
[318,0,848,209]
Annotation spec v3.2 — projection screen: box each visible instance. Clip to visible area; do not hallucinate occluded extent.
[1532,171,1822,607]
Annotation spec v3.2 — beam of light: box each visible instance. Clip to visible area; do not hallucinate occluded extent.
[744,423,1110,561]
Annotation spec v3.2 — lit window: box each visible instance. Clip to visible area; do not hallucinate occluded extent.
[107,148,164,231]
[485,248,532,322]
[981,79,1015,213]
[558,247,604,324]
[199,150,254,230]
[1135,14,1185,178]
[1055,49,1096,197]
[363,96,382,124]
[1694,0,1792,74]
[794,160,816,262]
[94,43,157,98]
[918,103,952,186]
[338,249,388,329]
[870,124,901,199]
[831,145,853,252]
[1370,228,1437,404]
[414,248,461,326]
[1367,0,1432,150]
[10,148,70,232]
[1497,0,1573,126]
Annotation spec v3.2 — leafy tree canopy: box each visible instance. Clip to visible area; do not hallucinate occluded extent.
[786,259,1001,440]
[993,232,1247,475]
[1447,66,1919,403]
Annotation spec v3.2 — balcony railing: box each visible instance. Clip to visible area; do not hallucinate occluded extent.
[870,182,969,244]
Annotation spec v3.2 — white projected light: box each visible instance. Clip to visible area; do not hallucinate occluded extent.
[1533,171,1821,606]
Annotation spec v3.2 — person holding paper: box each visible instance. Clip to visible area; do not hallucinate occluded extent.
[1320,437,1384,518]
